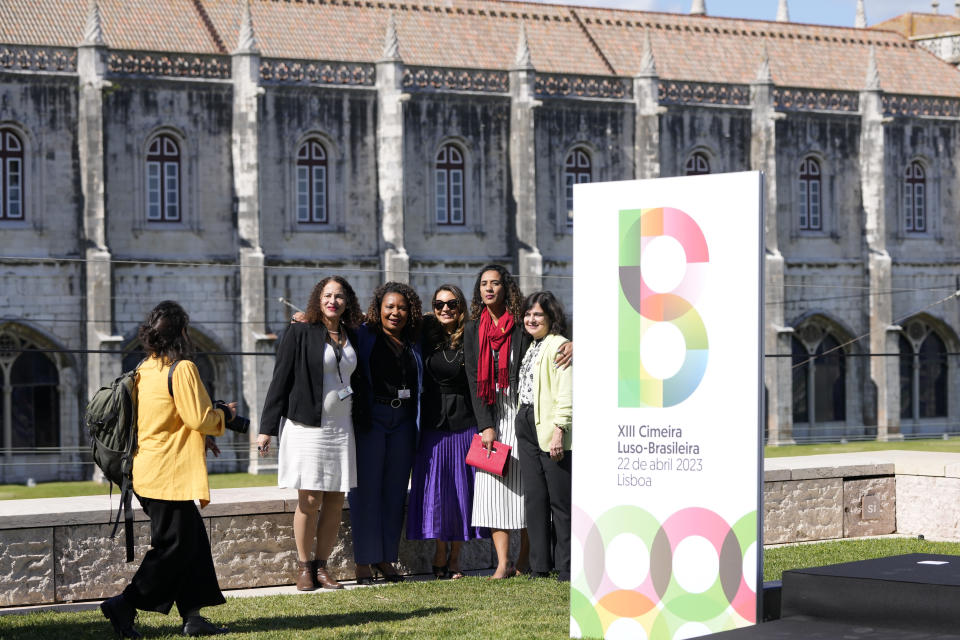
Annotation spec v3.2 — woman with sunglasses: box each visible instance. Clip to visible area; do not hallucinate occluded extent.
[407,285,489,580]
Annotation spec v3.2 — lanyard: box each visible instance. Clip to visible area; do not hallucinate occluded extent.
[327,329,345,384]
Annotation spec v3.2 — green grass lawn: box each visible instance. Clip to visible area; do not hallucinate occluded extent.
[0,576,570,640]
[763,437,960,458]
[3,538,960,639]
[0,473,277,501]
[5,437,960,499]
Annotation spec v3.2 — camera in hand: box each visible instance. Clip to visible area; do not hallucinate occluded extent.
[215,400,250,434]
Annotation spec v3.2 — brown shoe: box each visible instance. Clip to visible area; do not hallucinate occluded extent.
[296,560,317,591]
[314,559,344,590]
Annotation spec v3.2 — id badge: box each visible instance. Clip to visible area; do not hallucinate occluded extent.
[397,388,411,400]
[337,385,353,401]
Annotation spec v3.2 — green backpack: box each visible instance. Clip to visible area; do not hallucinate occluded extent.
[85,360,178,562]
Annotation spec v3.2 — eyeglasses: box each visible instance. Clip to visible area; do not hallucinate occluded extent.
[433,299,459,311]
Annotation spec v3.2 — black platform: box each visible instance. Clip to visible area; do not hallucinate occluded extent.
[704,616,960,639]
[781,553,960,634]
[702,554,960,639]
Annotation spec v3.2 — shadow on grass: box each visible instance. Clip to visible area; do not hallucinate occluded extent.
[226,607,456,633]
[1,607,456,639]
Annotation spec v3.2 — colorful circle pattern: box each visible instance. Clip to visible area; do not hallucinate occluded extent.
[571,505,757,639]
[619,207,709,408]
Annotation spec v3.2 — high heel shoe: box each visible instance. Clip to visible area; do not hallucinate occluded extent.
[374,562,405,583]
[355,564,375,586]
[432,564,450,580]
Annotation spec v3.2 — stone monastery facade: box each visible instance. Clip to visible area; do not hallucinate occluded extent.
[3,0,960,481]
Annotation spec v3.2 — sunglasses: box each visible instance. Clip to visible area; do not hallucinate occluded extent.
[433,299,459,311]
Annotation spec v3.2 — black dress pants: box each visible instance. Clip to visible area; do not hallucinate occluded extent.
[515,404,572,579]
[123,495,225,615]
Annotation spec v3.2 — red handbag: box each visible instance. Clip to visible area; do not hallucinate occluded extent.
[465,433,512,476]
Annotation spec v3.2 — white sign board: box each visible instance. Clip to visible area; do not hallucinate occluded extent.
[570,172,763,639]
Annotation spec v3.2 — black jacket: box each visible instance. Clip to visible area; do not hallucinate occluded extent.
[258,322,364,437]
[463,319,531,433]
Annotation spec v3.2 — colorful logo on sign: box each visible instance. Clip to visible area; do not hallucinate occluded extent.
[619,207,709,408]
[571,505,757,639]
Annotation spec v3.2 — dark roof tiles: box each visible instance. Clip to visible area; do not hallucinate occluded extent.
[2,0,959,96]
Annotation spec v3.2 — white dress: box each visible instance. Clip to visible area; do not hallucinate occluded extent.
[471,350,525,529]
[278,339,358,492]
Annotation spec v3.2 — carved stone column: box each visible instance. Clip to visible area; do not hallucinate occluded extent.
[633,29,661,180]
[751,46,792,445]
[510,24,542,293]
[377,14,409,284]
[232,2,272,472]
[78,1,121,429]
[860,48,899,440]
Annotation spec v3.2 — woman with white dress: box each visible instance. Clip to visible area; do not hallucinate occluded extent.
[257,276,364,591]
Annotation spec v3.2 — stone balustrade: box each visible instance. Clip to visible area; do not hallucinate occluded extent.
[4,451,960,608]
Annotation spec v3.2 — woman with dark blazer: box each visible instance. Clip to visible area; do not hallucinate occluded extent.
[407,284,489,579]
[349,282,423,584]
[257,276,364,591]
[464,265,573,579]
[463,264,531,579]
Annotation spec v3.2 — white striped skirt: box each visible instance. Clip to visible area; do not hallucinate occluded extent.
[470,386,525,529]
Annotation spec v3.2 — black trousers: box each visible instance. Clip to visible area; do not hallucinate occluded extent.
[515,404,572,578]
[123,495,225,615]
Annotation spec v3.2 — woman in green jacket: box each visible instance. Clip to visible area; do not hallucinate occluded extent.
[514,291,573,582]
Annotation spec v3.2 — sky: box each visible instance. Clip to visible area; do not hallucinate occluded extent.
[523,0,951,28]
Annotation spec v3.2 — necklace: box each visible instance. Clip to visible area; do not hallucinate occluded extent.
[441,346,463,364]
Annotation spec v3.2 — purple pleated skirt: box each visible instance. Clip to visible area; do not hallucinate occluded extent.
[407,427,490,541]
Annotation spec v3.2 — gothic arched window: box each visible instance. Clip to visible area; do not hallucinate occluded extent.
[899,323,947,420]
[792,326,846,427]
[798,157,822,231]
[904,161,926,233]
[435,143,465,225]
[0,331,60,451]
[564,148,592,227]
[0,128,24,220]
[296,139,328,223]
[684,152,710,176]
[146,134,181,222]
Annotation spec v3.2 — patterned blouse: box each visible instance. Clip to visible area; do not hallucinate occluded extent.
[517,338,545,406]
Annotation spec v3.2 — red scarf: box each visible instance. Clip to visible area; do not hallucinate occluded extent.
[477,309,514,405]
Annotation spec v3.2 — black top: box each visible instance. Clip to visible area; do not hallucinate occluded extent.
[258,322,363,437]
[371,334,416,399]
[463,319,532,432]
[420,340,475,432]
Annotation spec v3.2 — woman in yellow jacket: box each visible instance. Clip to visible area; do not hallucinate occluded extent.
[101,301,237,639]
[514,291,573,582]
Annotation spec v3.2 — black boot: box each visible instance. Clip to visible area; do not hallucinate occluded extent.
[100,594,141,639]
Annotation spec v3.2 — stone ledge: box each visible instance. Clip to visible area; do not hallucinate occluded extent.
[0,486,298,529]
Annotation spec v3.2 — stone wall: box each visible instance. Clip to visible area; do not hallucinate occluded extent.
[0,487,495,608]
[5,452,960,607]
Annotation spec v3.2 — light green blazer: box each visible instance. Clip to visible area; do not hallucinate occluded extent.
[531,333,573,452]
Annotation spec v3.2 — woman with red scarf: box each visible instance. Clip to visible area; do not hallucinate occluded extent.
[464,264,571,579]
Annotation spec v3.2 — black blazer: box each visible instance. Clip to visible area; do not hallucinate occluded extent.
[420,340,475,432]
[463,319,531,433]
[258,322,362,438]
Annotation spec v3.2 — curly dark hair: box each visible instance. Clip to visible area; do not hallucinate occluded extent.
[470,264,524,322]
[425,284,468,350]
[522,290,568,337]
[303,276,364,329]
[365,281,423,343]
[137,300,194,365]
